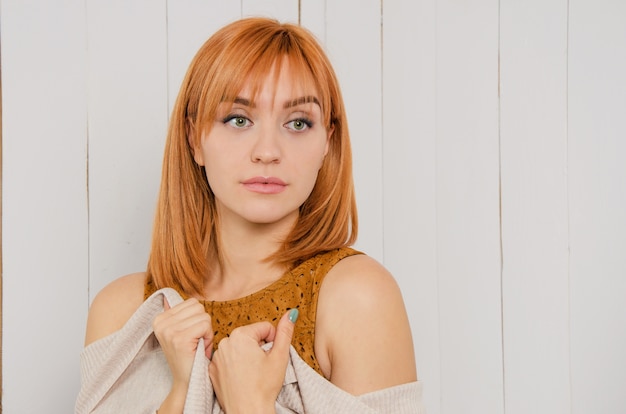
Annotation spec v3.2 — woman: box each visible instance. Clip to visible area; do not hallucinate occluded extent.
[83,17,417,413]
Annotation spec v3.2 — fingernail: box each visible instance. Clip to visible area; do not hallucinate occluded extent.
[288,308,299,323]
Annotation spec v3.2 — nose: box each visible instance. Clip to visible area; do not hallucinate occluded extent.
[251,125,281,164]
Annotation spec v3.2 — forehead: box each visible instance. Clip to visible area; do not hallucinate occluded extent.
[233,57,321,104]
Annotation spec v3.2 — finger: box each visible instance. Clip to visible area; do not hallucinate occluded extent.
[159,299,204,323]
[203,330,215,359]
[155,302,211,336]
[167,298,200,314]
[206,341,214,360]
[232,321,276,345]
[270,308,298,356]
[175,312,212,331]
[153,297,173,329]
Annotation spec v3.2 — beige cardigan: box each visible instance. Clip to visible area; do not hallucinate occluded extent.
[76,288,425,413]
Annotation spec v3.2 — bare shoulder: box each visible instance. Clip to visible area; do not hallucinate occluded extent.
[84,272,147,346]
[322,254,399,301]
[315,254,417,394]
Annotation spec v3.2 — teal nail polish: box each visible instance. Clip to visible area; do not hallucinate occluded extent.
[288,308,299,323]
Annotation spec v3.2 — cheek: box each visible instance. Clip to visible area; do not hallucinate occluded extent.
[310,137,330,171]
[200,139,238,183]
[201,151,229,192]
[317,151,327,170]
[297,153,326,193]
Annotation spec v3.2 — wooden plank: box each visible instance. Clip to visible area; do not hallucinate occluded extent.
[382,0,440,412]
[86,0,169,300]
[1,1,89,411]
[243,0,299,23]
[326,0,384,261]
[299,0,326,45]
[435,1,504,413]
[568,1,626,413]
[0,31,3,411]
[499,1,571,413]
[166,1,241,113]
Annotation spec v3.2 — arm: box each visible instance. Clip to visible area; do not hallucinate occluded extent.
[84,272,147,346]
[314,255,417,395]
[84,273,213,414]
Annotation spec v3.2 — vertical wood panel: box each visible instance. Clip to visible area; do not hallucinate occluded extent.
[500,1,571,413]
[3,1,626,412]
[166,1,241,114]
[436,1,504,413]
[243,0,299,23]
[382,0,440,412]
[0,34,3,413]
[326,0,384,261]
[299,0,326,45]
[1,1,88,412]
[86,0,169,300]
[569,1,626,413]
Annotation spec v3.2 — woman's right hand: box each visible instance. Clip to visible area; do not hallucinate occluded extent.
[153,297,213,413]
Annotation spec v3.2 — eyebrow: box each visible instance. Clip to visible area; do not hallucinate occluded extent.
[233,97,253,107]
[228,96,320,109]
[283,96,321,109]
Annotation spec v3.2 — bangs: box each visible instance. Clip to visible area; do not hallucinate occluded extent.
[190,21,335,139]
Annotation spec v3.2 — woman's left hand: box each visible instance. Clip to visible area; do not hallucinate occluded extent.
[209,309,298,414]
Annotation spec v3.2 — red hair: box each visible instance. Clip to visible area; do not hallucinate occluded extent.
[147,17,357,296]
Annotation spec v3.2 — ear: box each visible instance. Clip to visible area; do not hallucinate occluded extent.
[324,124,334,157]
[187,118,205,166]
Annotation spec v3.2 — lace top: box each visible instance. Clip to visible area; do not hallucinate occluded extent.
[145,247,361,375]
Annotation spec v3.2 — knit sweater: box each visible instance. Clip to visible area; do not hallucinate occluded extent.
[75,288,425,414]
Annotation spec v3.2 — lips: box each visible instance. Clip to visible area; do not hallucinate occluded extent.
[241,176,287,194]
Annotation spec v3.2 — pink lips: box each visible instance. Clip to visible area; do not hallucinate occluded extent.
[242,176,287,194]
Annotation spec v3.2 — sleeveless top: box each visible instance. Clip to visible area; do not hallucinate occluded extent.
[144,247,362,376]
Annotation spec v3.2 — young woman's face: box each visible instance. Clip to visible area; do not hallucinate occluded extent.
[194,60,331,228]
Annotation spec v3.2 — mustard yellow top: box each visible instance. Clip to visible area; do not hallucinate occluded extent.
[145,247,361,375]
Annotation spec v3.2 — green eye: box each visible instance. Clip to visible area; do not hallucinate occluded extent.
[286,118,312,131]
[224,115,251,128]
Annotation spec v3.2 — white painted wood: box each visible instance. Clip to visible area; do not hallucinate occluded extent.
[299,0,326,45]
[435,1,504,413]
[3,1,626,413]
[242,0,299,23]
[382,0,441,412]
[499,1,571,413]
[325,0,384,262]
[166,1,241,114]
[86,0,169,300]
[568,1,626,413]
[0,1,89,412]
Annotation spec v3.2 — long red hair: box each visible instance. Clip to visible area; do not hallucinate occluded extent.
[146,17,357,297]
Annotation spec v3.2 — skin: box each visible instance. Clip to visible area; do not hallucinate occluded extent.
[84,61,417,413]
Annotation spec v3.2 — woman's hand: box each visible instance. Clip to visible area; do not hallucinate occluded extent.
[209,309,298,414]
[153,297,213,413]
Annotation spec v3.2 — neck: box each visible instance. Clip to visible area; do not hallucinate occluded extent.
[203,211,297,301]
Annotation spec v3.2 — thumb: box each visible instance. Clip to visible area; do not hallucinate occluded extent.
[270,308,298,356]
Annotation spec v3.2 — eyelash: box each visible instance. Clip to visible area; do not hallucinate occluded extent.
[222,114,252,128]
[285,117,313,131]
[222,114,314,131]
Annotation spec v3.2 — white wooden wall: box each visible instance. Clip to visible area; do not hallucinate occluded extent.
[2,1,625,413]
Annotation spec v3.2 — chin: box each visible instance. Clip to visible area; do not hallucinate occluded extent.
[247,215,294,226]
[242,209,299,227]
